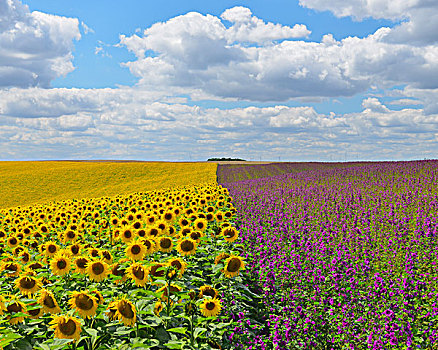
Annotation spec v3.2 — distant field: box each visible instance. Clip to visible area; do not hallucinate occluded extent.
[0,161,217,208]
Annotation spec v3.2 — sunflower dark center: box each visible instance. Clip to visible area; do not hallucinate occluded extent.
[137,229,146,237]
[102,251,111,260]
[124,230,132,238]
[150,265,164,277]
[29,262,43,270]
[48,245,57,253]
[131,245,141,255]
[206,302,216,311]
[190,232,200,240]
[144,240,152,249]
[92,263,104,275]
[224,229,235,238]
[150,228,158,236]
[20,277,36,289]
[133,266,145,280]
[71,245,79,254]
[76,294,94,310]
[133,222,141,229]
[57,260,67,269]
[112,264,125,276]
[165,213,172,220]
[44,295,56,308]
[196,222,204,229]
[91,250,99,257]
[5,263,17,272]
[7,302,22,313]
[76,258,87,269]
[160,239,171,249]
[227,258,241,272]
[181,240,194,252]
[59,319,77,336]
[171,260,182,269]
[119,301,134,318]
[28,307,41,316]
[9,238,17,245]
[203,288,216,298]
[67,231,75,239]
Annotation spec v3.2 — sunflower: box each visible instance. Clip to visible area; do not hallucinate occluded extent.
[90,290,104,305]
[111,261,128,284]
[63,229,78,243]
[178,217,190,228]
[189,230,203,243]
[2,261,21,277]
[176,239,197,256]
[38,289,61,314]
[148,262,167,281]
[162,211,174,222]
[45,241,59,258]
[214,211,225,222]
[100,250,113,264]
[106,297,136,326]
[19,250,31,263]
[126,262,148,287]
[199,285,219,299]
[6,236,19,249]
[125,241,146,261]
[88,248,101,259]
[200,298,222,317]
[158,284,182,303]
[223,255,245,278]
[214,252,230,265]
[50,254,72,276]
[68,243,82,256]
[86,260,110,282]
[27,302,44,319]
[50,315,81,341]
[69,291,98,318]
[5,298,27,324]
[120,226,135,243]
[0,294,6,315]
[221,227,239,243]
[193,218,208,232]
[157,237,173,253]
[146,226,160,237]
[154,300,164,316]
[27,261,45,271]
[142,238,156,255]
[15,275,42,296]
[74,256,90,274]
[167,257,187,278]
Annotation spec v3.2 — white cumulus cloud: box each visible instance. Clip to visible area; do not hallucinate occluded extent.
[0,0,81,88]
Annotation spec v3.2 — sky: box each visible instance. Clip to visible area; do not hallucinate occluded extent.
[1,0,437,161]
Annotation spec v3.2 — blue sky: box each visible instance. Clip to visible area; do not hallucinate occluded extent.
[0,0,437,161]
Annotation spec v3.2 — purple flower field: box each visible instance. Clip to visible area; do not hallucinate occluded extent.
[219,160,438,350]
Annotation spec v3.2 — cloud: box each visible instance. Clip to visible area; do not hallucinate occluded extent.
[0,88,437,161]
[118,7,438,102]
[299,0,438,45]
[0,0,81,88]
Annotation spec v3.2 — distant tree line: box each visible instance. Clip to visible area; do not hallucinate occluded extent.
[207,157,246,161]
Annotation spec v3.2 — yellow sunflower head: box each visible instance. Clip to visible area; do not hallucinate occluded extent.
[69,291,98,319]
[223,255,245,278]
[176,238,197,256]
[5,297,27,324]
[86,259,110,282]
[167,257,187,278]
[193,218,208,232]
[157,236,173,253]
[199,285,220,299]
[44,241,59,257]
[15,275,42,296]
[74,256,90,274]
[199,298,222,318]
[141,238,156,255]
[49,315,81,341]
[125,241,146,261]
[38,289,61,314]
[106,297,136,326]
[126,262,149,287]
[50,254,72,276]
[220,226,239,243]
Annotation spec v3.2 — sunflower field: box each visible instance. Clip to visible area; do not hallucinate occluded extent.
[0,182,258,350]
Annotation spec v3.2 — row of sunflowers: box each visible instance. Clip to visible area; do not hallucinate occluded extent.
[0,183,247,350]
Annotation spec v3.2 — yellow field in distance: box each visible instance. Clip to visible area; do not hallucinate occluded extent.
[0,161,217,208]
